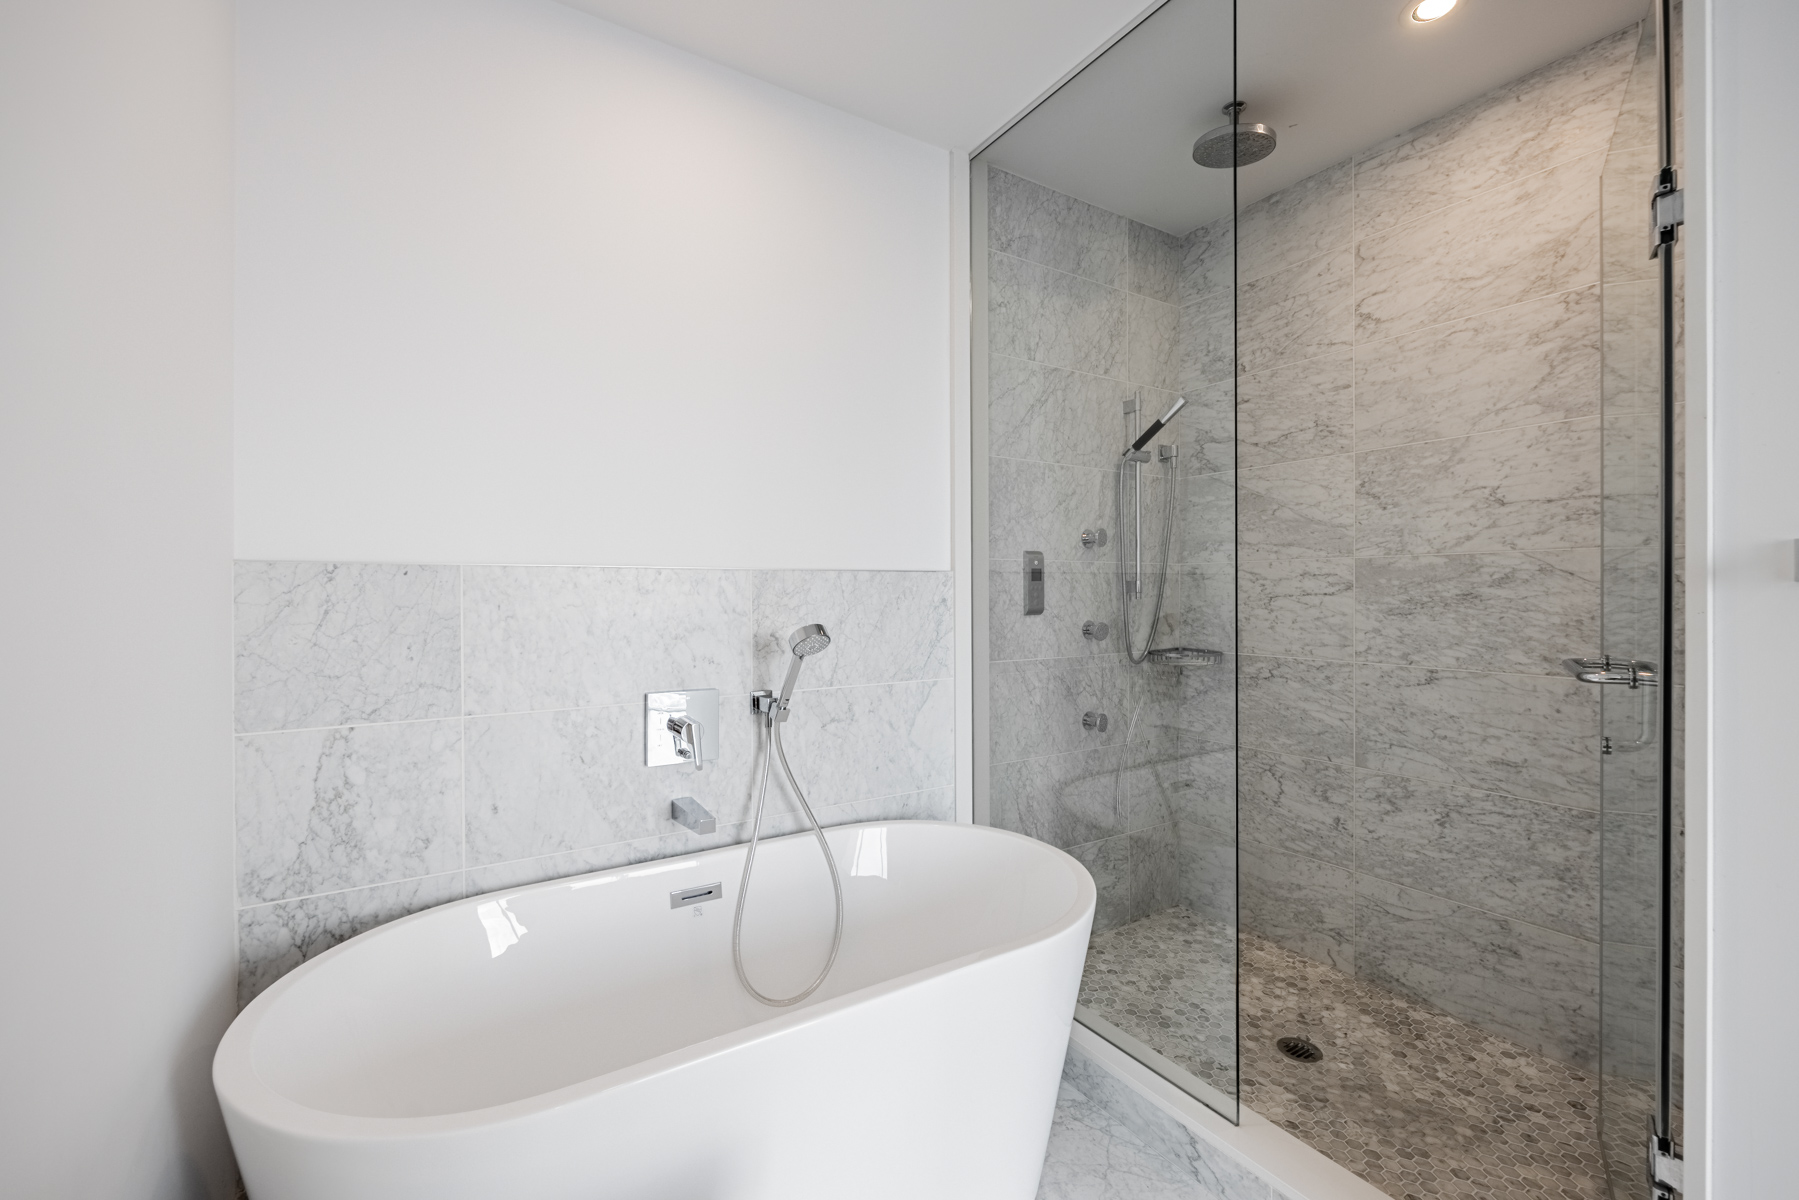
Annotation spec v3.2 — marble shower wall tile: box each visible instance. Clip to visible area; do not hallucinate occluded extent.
[235,562,460,734]
[991,746,1124,849]
[1354,418,1601,557]
[774,678,957,807]
[1241,844,1355,972]
[989,251,1125,377]
[1236,350,1354,469]
[1354,154,1602,344]
[1237,249,1352,375]
[1239,655,1354,764]
[1355,664,1600,806]
[750,570,952,692]
[1126,220,1185,304]
[1237,557,1354,661]
[236,720,463,905]
[1353,285,1602,451]
[1177,283,1236,389]
[1236,159,1353,285]
[1352,27,1637,234]
[1238,749,1353,866]
[1353,771,1600,938]
[237,872,466,1007]
[989,353,1133,469]
[987,455,1112,567]
[1129,825,1180,920]
[1126,292,1181,391]
[462,566,751,715]
[986,167,1126,286]
[1354,875,1600,1070]
[1354,550,1601,674]
[1237,455,1354,562]
[988,561,1117,664]
[1068,836,1131,933]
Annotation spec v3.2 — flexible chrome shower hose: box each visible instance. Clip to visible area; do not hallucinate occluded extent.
[1117,452,1177,665]
[731,715,845,1007]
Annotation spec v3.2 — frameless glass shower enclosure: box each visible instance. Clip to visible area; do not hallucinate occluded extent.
[971,1,1684,1196]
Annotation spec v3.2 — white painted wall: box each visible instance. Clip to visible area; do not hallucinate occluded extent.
[0,1,237,1197]
[235,0,954,570]
[1688,0,1799,1194]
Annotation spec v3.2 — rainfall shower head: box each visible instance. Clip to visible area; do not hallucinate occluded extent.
[1192,102,1277,169]
[776,623,833,709]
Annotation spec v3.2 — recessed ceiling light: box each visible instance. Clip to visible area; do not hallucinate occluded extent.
[1411,0,1457,21]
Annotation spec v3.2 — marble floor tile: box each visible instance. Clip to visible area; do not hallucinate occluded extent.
[1353,549,1601,675]
[1353,875,1601,1070]
[1354,663,1600,807]
[1353,771,1600,939]
[750,569,952,692]
[1238,750,1353,868]
[237,872,466,1007]
[991,250,1127,378]
[236,720,463,905]
[1235,351,1353,470]
[990,353,1136,470]
[1128,220,1186,305]
[1236,557,1353,662]
[1354,154,1602,345]
[1236,159,1353,287]
[1237,249,1352,377]
[462,565,752,716]
[235,561,460,734]
[1353,285,1602,452]
[1352,27,1637,235]
[988,167,1127,287]
[1354,418,1601,557]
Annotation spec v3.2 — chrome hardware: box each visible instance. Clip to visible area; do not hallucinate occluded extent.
[670,881,722,909]
[1562,657,1659,688]
[1650,167,1684,258]
[1122,449,1152,464]
[669,796,716,835]
[1158,443,1178,462]
[1083,620,1110,641]
[1081,528,1108,549]
[1023,550,1045,616]
[1082,711,1109,732]
[646,689,719,768]
[1147,647,1224,668]
[1647,1124,1683,1196]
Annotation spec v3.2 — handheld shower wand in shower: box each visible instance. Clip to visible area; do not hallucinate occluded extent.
[736,623,845,1008]
[1126,394,1188,455]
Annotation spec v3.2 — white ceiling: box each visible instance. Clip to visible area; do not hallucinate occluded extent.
[553,0,1159,150]
[983,0,1652,234]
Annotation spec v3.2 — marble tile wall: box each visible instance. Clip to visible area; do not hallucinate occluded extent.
[1175,24,1649,1072]
[985,166,1215,937]
[233,561,954,1005]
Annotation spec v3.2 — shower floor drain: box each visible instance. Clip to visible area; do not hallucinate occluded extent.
[1276,1036,1324,1063]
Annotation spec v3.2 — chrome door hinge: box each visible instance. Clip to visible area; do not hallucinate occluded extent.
[1651,167,1685,258]
[1649,1129,1684,1196]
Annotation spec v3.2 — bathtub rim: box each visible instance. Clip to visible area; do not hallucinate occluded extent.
[214,820,1095,1142]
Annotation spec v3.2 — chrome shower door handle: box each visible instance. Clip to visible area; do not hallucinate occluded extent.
[1561,657,1659,688]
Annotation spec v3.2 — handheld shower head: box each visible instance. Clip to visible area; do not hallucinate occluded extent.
[1126,395,1188,454]
[775,623,833,710]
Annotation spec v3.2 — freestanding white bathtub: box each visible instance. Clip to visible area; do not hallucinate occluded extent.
[214,820,1094,1200]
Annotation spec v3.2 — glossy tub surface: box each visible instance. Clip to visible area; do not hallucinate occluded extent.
[214,821,1094,1199]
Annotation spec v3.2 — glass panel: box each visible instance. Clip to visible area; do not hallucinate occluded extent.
[972,0,1241,1122]
[1598,4,1683,1195]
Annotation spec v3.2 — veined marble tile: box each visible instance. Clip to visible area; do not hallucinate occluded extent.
[1236,350,1353,469]
[1353,27,1638,235]
[1238,455,1354,562]
[1237,249,1352,376]
[1127,292,1182,391]
[1239,654,1354,764]
[1601,278,1660,413]
[1601,142,1661,285]
[1353,875,1600,1070]
[1354,155,1601,344]
[1353,286,1602,451]
[989,561,1119,664]
[1241,844,1355,973]
[1179,823,1238,927]
[1354,771,1600,938]
[464,697,762,866]
[1181,380,1237,477]
[1237,557,1354,662]
[462,566,751,716]
[989,353,1135,470]
[1178,213,1235,305]
[992,745,1124,848]
[1044,1043,1274,1200]
[464,826,740,897]
[1177,283,1236,389]
[1354,418,1601,556]
[1601,810,1661,949]
[1129,825,1180,921]
[988,456,1113,568]
[1354,550,1601,674]
[1173,651,1240,754]
[1239,749,1353,867]
[236,720,463,905]
[750,570,951,691]
[987,167,1127,287]
[237,872,465,1007]
[1067,835,1131,933]
[774,677,955,807]
[1157,565,1236,666]
[1127,220,1185,304]
[989,250,1126,378]
[1237,159,1354,286]
[1177,469,1237,565]
[235,561,460,734]
[1607,21,1660,158]
[1354,663,1600,806]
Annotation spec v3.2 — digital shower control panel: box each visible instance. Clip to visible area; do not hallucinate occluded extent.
[1023,550,1044,616]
